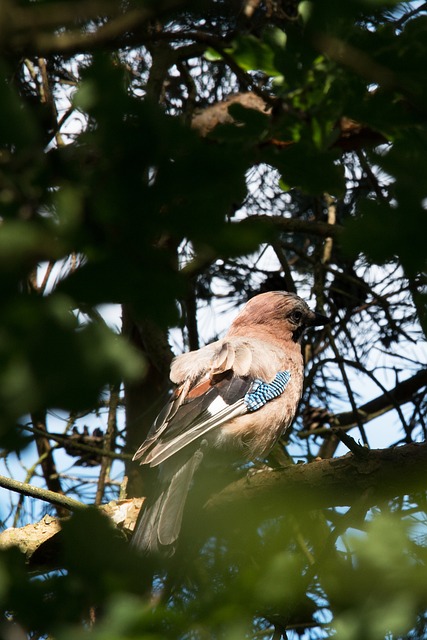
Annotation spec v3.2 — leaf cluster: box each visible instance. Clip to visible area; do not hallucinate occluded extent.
[0,0,426,638]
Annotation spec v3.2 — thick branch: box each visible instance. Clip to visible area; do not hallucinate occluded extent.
[191,92,386,150]
[2,0,122,33]
[3,443,427,569]
[8,8,151,56]
[1,0,185,56]
[122,308,174,498]
[0,499,142,568]
[207,442,427,517]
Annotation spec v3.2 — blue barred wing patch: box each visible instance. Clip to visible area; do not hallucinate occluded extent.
[244,371,291,412]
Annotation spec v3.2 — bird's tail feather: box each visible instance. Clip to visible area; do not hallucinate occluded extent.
[132,448,204,555]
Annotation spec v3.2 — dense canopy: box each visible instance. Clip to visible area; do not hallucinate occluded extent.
[0,1,426,639]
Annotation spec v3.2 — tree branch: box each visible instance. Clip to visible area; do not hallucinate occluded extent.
[3,442,427,570]
[20,423,132,462]
[206,442,427,517]
[247,215,344,239]
[181,215,343,279]
[95,384,119,505]
[2,0,122,33]
[0,474,87,512]
[1,0,196,57]
[30,411,69,518]
[0,499,142,568]
[299,368,427,439]
[10,8,151,56]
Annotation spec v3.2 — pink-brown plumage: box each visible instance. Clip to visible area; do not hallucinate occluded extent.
[132,291,328,555]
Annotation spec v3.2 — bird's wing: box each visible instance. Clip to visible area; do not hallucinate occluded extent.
[133,371,252,466]
[133,339,291,467]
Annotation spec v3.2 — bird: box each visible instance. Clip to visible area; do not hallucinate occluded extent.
[131,291,329,555]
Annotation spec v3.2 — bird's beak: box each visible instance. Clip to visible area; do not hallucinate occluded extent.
[308,311,330,327]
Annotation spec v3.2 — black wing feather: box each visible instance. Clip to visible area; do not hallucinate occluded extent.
[151,375,253,446]
[137,375,255,466]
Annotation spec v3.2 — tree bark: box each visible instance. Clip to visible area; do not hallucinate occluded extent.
[207,442,427,517]
[2,442,427,569]
[122,307,173,498]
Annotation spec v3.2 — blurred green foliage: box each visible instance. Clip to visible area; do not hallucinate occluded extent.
[2,508,426,639]
[324,514,427,640]
[0,0,426,638]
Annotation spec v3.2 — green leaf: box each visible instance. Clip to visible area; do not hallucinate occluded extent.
[204,47,223,61]
[0,293,145,422]
[0,220,59,270]
[0,63,40,148]
[226,35,281,76]
[266,143,345,195]
[325,513,423,640]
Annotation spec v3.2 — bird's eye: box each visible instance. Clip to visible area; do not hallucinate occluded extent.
[291,310,303,323]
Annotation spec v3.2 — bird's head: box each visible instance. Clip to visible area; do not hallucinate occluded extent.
[228,291,329,343]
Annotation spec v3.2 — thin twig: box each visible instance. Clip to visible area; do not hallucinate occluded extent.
[95,384,119,505]
[19,423,132,461]
[326,329,369,446]
[0,474,88,512]
[31,411,68,517]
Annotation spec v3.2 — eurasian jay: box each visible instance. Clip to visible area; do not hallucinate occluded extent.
[132,291,328,555]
